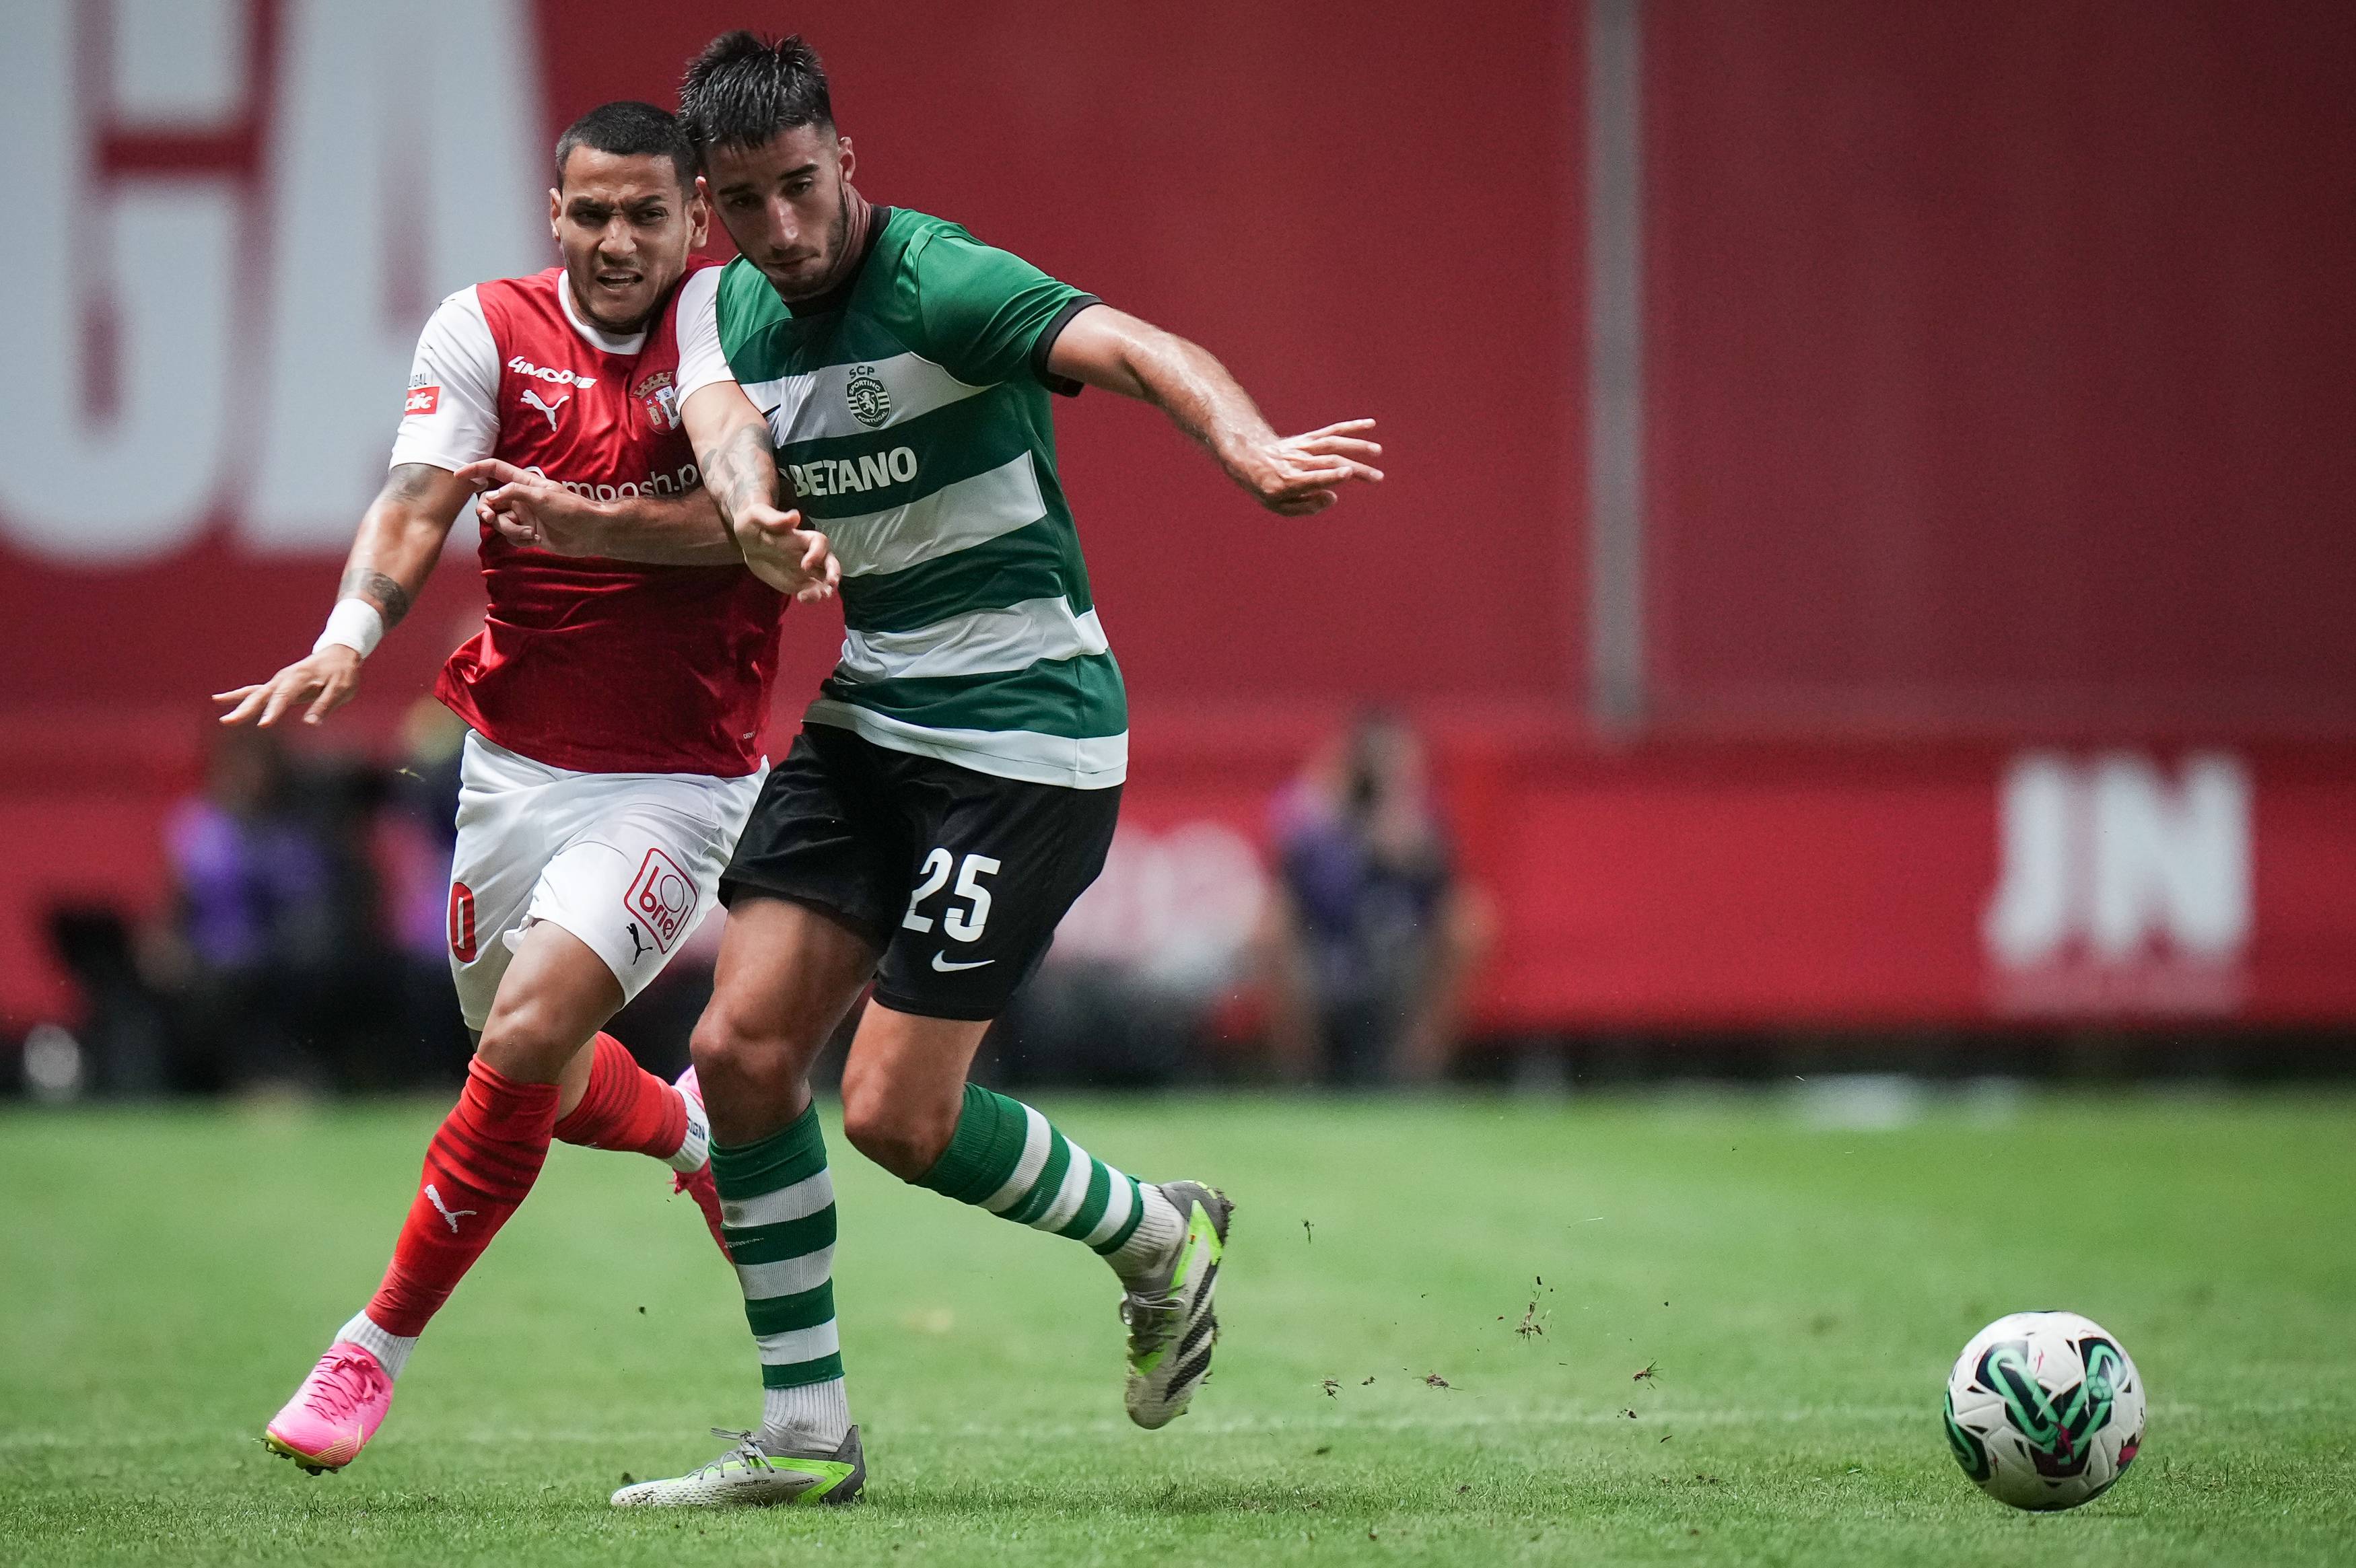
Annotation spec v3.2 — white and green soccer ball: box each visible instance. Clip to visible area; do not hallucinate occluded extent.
[1942,1310,2145,1511]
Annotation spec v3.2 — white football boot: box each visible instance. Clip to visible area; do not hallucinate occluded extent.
[611,1426,864,1508]
[1121,1181,1233,1429]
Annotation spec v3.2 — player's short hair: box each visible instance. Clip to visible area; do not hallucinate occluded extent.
[554,100,696,190]
[677,32,835,159]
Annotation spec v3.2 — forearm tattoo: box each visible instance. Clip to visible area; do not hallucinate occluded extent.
[339,566,413,629]
[706,423,780,526]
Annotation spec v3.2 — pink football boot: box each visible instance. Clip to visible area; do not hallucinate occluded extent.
[671,1065,731,1258]
[263,1343,393,1474]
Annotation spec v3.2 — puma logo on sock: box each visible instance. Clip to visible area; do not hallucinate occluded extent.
[423,1183,477,1233]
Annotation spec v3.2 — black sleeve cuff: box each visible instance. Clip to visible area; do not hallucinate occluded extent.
[1030,295,1102,397]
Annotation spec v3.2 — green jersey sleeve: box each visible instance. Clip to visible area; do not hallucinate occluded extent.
[907,227,1097,392]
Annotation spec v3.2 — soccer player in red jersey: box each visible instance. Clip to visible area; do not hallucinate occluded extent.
[215,102,838,1476]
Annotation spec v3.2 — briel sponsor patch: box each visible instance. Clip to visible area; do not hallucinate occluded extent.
[624,847,697,953]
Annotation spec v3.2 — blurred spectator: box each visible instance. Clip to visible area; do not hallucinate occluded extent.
[991,820,1270,1089]
[372,697,474,1083]
[149,727,411,1092]
[153,727,341,1090]
[34,699,726,1100]
[988,957,1193,1090]
[1258,711,1493,1085]
[44,905,174,1097]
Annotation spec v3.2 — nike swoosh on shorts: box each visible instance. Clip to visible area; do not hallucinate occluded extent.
[932,952,994,972]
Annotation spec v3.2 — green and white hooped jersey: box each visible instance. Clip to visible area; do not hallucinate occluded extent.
[681,208,1124,790]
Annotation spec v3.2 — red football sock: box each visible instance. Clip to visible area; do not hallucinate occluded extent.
[551,1033,688,1160]
[551,1033,727,1258]
[365,1058,560,1337]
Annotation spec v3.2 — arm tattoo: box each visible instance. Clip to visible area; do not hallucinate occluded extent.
[705,423,779,526]
[386,462,442,504]
[338,567,413,629]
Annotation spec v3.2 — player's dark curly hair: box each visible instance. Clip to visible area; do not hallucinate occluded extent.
[677,32,835,157]
[554,100,696,189]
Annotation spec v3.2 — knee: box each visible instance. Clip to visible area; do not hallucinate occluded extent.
[476,994,584,1081]
[689,1000,794,1094]
[839,1067,957,1181]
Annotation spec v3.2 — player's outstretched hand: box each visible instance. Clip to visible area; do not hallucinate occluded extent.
[213,646,363,729]
[735,504,841,604]
[1233,419,1383,517]
[456,458,606,555]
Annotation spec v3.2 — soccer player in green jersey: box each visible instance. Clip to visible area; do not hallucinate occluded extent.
[607,32,1382,1507]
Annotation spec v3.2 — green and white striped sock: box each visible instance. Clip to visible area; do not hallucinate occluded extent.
[712,1104,850,1448]
[915,1083,1184,1286]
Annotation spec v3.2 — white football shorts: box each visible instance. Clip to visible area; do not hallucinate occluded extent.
[444,732,765,1031]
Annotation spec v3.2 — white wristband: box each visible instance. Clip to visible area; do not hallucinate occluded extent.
[313,599,386,658]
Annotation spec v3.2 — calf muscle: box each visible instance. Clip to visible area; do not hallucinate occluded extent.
[838,1003,992,1179]
[690,896,878,1145]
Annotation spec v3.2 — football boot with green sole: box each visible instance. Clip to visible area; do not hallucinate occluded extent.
[1121,1182,1232,1429]
[609,1425,864,1507]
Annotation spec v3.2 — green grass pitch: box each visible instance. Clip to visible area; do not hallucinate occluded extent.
[3,1090,2351,1565]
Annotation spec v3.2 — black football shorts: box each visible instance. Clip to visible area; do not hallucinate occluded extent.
[719,723,1121,1020]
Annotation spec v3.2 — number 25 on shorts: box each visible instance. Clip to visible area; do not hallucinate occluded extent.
[902,850,1000,942]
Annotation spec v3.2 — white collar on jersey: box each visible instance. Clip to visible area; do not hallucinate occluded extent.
[557,273,648,357]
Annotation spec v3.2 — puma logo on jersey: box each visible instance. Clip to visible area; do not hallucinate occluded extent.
[522,388,570,429]
[506,356,597,389]
[423,1182,477,1233]
[787,447,917,499]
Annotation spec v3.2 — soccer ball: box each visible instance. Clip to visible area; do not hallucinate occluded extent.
[1942,1310,2145,1511]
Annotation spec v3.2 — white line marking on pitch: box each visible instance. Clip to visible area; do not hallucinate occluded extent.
[0,1400,2311,1450]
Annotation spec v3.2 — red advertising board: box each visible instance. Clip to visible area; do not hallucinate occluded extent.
[3,1,2353,1032]
[0,0,1577,732]
[1644,0,2356,734]
[16,718,2356,1030]
[1072,729,2356,1034]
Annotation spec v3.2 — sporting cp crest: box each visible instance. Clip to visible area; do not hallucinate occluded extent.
[844,364,893,427]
